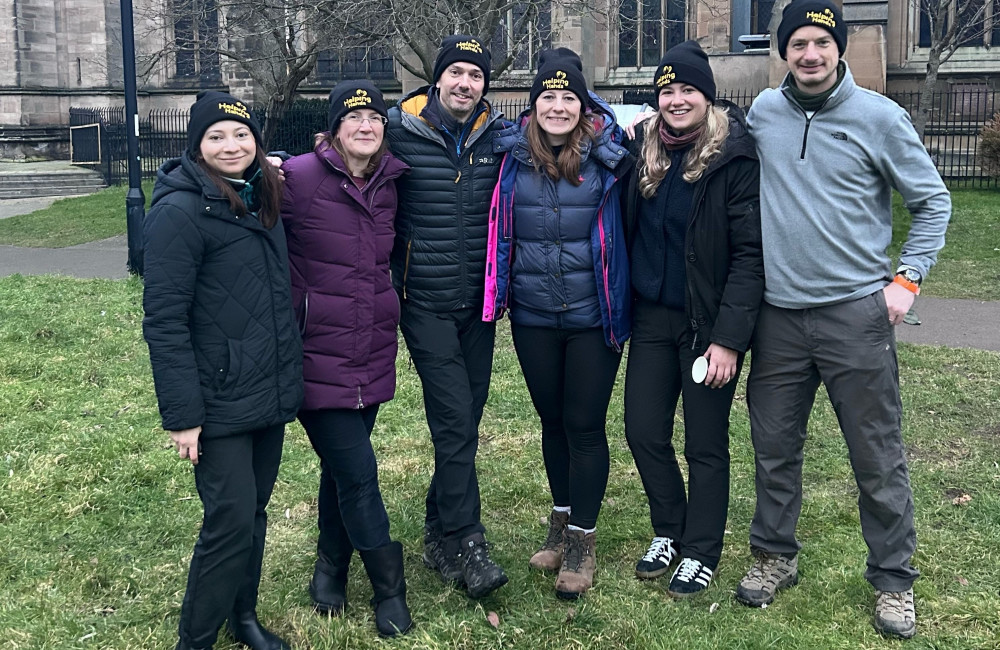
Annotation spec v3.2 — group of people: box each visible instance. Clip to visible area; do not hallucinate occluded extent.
[141,1,950,648]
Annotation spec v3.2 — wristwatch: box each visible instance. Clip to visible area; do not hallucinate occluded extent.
[893,267,922,295]
[896,267,922,286]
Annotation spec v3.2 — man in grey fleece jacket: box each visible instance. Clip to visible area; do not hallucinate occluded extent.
[734,0,951,640]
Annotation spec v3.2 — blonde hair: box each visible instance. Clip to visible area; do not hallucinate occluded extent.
[638,104,730,199]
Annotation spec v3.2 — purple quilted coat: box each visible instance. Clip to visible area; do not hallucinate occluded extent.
[281,145,409,410]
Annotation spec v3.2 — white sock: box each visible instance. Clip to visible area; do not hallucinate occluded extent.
[567,524,596,535]
[552,505,572,514]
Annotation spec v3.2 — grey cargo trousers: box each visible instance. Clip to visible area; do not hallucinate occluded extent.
[746,291,918,591]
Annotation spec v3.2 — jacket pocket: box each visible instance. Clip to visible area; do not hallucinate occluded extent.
[218,339,243,394]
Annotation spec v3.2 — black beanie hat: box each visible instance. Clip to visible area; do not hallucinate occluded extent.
[328,80,389,133]
[187,91,261,155]
[433,35,492,96]
[529,48,589,108]
[653,40,716,104]
[776,0,847,60]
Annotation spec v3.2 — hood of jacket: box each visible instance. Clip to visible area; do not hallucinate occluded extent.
[151,153,233,208]
[494,91,631,175]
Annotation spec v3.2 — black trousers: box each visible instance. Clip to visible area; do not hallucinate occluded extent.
[624,300,741,568]
[399,303,495,549]
[177,423,285,648]
[298,406,391,555]
[511,324,622,530]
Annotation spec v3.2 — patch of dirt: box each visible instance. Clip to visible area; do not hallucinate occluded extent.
[972,424,1000,440]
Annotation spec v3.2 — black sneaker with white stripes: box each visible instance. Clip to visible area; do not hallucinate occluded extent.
[635,536,678,579]
[667,558,714,598]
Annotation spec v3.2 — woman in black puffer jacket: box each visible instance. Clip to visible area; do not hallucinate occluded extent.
[142,91,302,650]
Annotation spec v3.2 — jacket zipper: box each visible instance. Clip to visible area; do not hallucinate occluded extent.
[402,240,412,299]
[357,386,364,410]
[799,116,813,159]
[595,179,621,352]
[783,88,834,160]
[260,235,283,410]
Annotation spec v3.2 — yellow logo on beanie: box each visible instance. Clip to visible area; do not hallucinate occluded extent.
[806,8,836,28]
[656,65,676,88]
[218,101,251,120]
[456,40,483,54]
[542,70,570,90]
[343,88,372,109]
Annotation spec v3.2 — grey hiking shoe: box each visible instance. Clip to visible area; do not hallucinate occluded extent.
[735,552,798,607]
[874,589,916,639]
[422,526,465,586]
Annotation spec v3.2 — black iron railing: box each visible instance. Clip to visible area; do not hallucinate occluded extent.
[71,88,1000,188]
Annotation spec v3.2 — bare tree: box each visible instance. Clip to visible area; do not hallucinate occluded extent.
[347,0,612,83]
[910,0,991,138]
[137,0,360,146]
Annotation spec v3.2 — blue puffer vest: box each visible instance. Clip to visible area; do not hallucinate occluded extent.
[483,94,634,351]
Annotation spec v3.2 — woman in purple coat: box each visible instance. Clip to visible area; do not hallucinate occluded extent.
[280,80,411,638]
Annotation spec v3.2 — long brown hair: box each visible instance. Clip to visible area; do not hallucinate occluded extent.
[313,131,389,179]
[524,110,596,187]
[197,146,282,228]
[638,105,729,199]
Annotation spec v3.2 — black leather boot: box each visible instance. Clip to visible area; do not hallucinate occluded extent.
[309,548,351,615]
[359,541,413,637]
[226,610,290,650]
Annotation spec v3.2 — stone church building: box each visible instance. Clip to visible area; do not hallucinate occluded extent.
[2,0,998,159]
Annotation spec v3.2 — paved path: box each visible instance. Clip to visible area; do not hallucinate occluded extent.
[1,233,997,352]
[1,194,998,352]
[895,297,1000,352]
[0,235,130,279]
[0,196,68,220]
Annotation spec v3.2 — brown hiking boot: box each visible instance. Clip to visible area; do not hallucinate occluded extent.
[529,509,569,572]
[555,527,596,599]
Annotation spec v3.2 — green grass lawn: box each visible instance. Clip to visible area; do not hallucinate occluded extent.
[1,276,998,649]
[0,182,153,248]
[889,188,1000,301]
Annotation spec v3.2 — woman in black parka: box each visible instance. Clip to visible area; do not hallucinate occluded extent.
[623,41,764,598]
[142,91,303,650]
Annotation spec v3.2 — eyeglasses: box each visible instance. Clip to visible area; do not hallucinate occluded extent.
[341,114,388,126]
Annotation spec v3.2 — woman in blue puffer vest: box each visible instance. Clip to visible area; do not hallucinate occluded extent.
[483,48,633,600]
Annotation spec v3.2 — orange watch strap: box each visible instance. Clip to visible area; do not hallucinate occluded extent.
[893,274,920,295]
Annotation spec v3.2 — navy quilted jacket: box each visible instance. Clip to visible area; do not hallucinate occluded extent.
[281,146,409,410]
[142,154,303,438]
[484,96,634,351]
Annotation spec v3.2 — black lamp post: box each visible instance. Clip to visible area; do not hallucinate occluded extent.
[121,0,145,275]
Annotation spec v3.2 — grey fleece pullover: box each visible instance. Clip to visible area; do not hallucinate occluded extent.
[747,63,951,309]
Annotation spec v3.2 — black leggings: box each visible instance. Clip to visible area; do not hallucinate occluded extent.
[511,324,622,530]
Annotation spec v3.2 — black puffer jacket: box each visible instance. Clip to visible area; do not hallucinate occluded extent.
[142,154,303,438]
[624,101,764,353]
[387,87,505,312]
